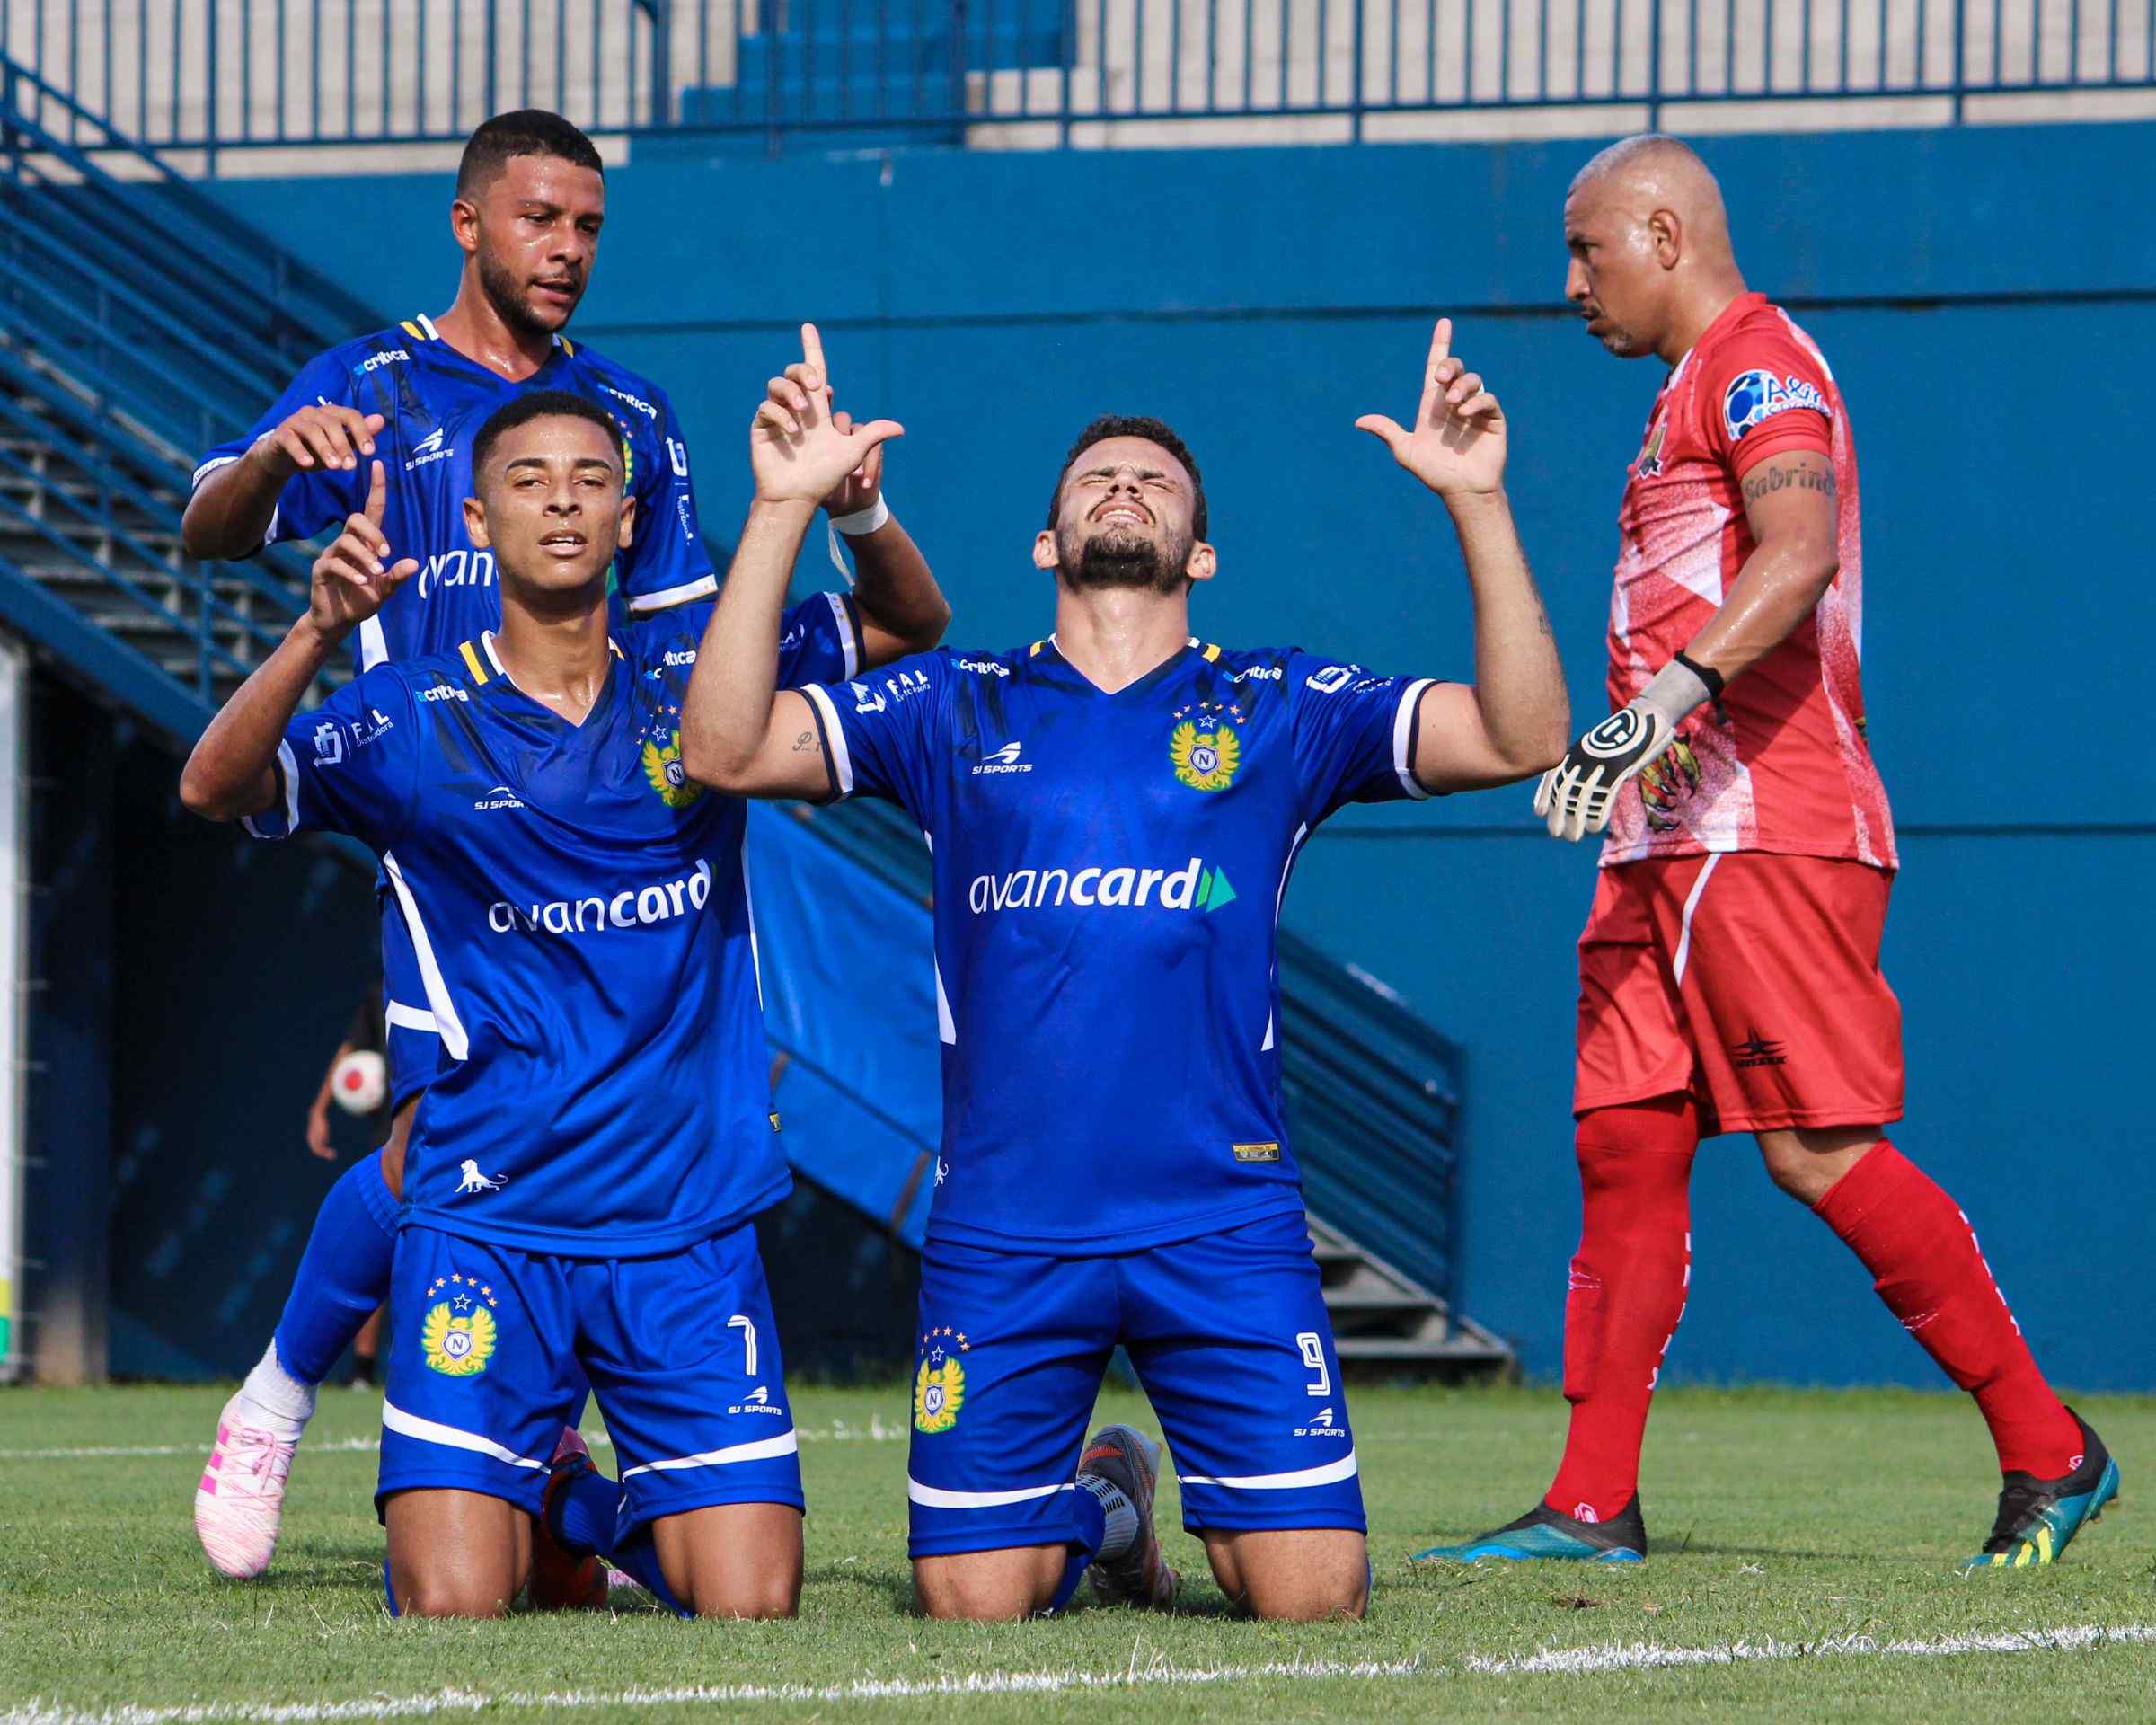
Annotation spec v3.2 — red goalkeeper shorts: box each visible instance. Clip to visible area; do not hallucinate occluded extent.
[1572,853,1904,1135]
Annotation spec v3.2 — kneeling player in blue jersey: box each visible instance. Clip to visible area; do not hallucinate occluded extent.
[683,323,1569,1620]
[181,392,808,1618]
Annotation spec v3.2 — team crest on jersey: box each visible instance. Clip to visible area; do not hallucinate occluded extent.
[1170,706,1243,793]
[1637,736,1702,832]
[1636,419,1666,478]
[913,1326,970,1434]
[420,1274,500,1377]
[641,730,704,809]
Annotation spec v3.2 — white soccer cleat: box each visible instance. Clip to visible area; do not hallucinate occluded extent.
[193,1392,297,1579]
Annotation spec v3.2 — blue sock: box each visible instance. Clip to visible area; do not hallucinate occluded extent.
[1047,1483,1108,1614]
[272,1150,399,1384]
[545,1461,692,1619]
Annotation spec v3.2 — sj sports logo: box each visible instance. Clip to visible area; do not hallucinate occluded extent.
[420,1274,500,1377]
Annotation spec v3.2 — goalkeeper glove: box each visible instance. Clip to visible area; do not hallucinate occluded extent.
[1533,654,1719,842]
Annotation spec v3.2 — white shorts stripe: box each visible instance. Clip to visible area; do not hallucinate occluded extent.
[624,574,720,615]
[907,1477,1075,1510]
[1179,1449,1359,1491]
[801,681,855,797]
[1671,852,1723,985]
[381,1401,544,1470]
[384,1000,437,1033]
[620,1429,800,1479]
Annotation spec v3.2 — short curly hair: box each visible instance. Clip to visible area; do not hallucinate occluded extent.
[1046,414,1207,542]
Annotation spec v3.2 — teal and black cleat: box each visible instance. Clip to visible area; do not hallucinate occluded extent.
[1960,1408,2119,1572]
[1413,1496,1647,1564]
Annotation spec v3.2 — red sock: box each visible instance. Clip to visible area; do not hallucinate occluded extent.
[1544,1096,1698,1525]
[1813,1141,2081,1477]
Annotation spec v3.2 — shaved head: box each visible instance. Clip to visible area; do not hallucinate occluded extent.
[1562,134,1746,363]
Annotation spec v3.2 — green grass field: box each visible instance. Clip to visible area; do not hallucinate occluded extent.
[1,1383,2149,1721]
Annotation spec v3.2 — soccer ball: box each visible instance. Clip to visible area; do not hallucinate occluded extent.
[331,1048,387,1116]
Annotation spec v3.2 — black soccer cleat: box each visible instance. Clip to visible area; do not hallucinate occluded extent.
[1961,1408,2120,1572]
[1077,1424,1179,1609]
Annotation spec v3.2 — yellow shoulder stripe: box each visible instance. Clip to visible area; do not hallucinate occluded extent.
[1200,642,1222,662]
[399,319,425,341]
[560,336,576,356]
[457,640,489,686]
[1029,640,1047,658]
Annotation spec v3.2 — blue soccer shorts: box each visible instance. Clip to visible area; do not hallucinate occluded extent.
[379,1221,803,1541]
[906,1208,1364,1558]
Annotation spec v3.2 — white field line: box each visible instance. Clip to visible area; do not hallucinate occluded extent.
[4,1624,2153,1722]
[0,1422,908,1463]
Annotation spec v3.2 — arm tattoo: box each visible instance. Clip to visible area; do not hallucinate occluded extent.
[791,730,821,754]
[1742,461,1836,505]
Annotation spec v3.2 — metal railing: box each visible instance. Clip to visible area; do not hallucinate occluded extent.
[0,0,2144,164]
[0,72,360,733]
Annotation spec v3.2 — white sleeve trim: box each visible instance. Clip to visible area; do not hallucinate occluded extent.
[358,615,388,671]
[1392,677,1436,800]
[241,739,302,839]
[801,681,855,799]
[384,1000,438,1034]
[826,588,861,681]
[190,453,240,490]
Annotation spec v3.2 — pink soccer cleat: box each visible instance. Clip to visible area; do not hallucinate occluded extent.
[193,1392,297,1579]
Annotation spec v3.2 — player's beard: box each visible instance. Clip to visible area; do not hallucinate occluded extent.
[1056,526,1191,595]
[477,243,575,341]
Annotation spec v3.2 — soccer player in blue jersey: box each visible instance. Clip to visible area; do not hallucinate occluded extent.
[684,323,1568,1621]
[182,111,946,1580]
[181,391,822,1618]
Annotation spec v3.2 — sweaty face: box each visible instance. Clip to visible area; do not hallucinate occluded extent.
[1050,437,1198,595]
[469,415,630,598]
[469,155,605,339]
[1563,181,1665,359]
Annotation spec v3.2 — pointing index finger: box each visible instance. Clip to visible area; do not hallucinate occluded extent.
[1418,316,1454,426]
[365,458,387,525]
[800,323,828,392]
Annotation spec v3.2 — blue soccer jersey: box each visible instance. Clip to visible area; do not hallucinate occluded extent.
[245,598,852,1254]
[194,315,717,667]
[801,638,1435,1253]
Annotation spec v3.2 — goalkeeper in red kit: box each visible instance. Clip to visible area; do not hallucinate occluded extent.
[1419,136,2116,1572]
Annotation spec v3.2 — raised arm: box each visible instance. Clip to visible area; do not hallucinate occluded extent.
[1356,318,1570,792]
[680,324,902,799]
[179,461,416,819]
[181,400,386,562]
[764,355,951,667]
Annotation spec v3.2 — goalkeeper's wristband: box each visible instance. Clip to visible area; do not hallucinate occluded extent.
[1673,650,1725,703]
[828,495,890,536]
[1636,656,1715,729]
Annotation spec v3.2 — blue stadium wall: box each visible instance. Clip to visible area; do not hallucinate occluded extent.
[191,121,2153,1392]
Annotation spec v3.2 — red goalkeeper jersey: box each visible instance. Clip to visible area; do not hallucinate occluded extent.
[1601,291,1895,869]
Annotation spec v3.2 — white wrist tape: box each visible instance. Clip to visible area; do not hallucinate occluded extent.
[828,495,890,536]
[1635,657,1714,729]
